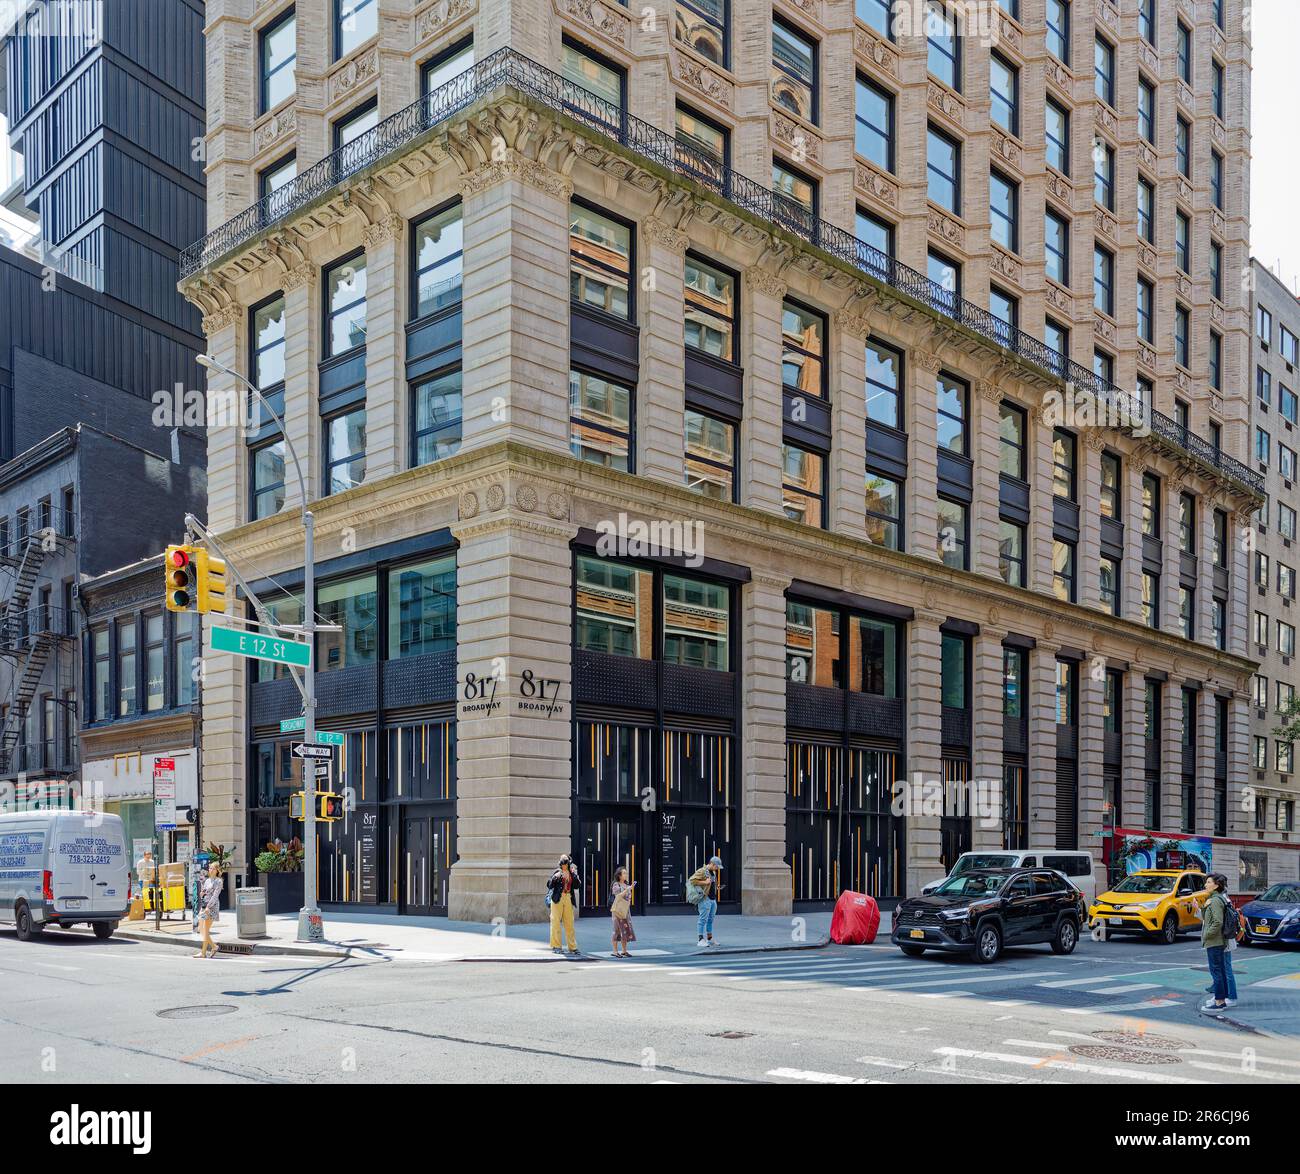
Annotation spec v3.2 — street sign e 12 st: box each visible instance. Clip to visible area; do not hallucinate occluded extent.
[211,624,311,667]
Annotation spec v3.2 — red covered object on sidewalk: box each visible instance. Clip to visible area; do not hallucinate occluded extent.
[829,890,880,944]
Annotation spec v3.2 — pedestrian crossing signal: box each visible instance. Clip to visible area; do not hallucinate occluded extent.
[289,791,306,820]
[165,545,196,611]
[318,792,344,822]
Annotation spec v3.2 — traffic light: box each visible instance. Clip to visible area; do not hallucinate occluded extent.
[195,547,228,615]
[318,792,344,822]
[165,545,196,612]
[289,791,306,820]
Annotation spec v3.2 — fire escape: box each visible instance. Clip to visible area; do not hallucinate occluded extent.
[0,509,77,775]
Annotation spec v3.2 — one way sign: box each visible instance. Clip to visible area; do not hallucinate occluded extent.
[292,743,333,760]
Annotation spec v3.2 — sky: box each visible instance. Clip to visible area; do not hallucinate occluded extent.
[1250,0,1300,295]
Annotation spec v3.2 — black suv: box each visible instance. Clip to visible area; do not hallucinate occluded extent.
[891,867,1086,964]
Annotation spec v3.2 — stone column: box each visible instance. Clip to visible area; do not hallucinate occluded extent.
[1226,692,1252,837]
[971,380,1002,578]
[1079,437,1104,609]
[199,615,248,874]
[459,157,572,457]
[1077,656,1106,852]
[742,573,793,914]
[1162,681,1186,833]
[638,218,688,487]
[1027,642,1059,845]
[1197,688,1219,834]
[361,214,404,481]
[830,312,868,536]
[742,268,787,515]
[280,264,317,512]
[971,627,1006,850]
[1197,503,1217,647]
[907,351,942,565]
[1121,669,1148,832]
[906,610,944,892]
[1029,408,1056,594]
[448,500,576,924]
[200,305,245,533]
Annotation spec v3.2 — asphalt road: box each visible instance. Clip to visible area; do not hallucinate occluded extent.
[2,926,1298,1085]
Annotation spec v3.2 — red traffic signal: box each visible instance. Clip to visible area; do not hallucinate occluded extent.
[318,792,344,821]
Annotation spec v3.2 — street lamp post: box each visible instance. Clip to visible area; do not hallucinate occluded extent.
[196,352,324,943]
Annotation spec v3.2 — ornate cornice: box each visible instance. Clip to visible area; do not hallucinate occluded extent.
[745,266,787,300]
[202,304,242,336]
[458,152,572,201]
[642,217,689,254]
[280,262,314,292]
[363,214,405,249]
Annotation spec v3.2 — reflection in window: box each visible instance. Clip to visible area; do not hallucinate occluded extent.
[676,0,727,65]
[562,40,624,128]
[570,202,631,319]
[684,410,735,501]
[575,556,654,659]
[325,254,367,356]
[324,407,366,495]
[388,556,456,658]
[771,18,816,123]
[781,299,825,397]
[413,204,463,318]
[412,370,463,467]
[317,573,378,671]
[781,443,824,528]
[865,472,902,550]
[570,369,632,471]
[684,255,736,360]
[785,600,838,686]
[663,574,730,671]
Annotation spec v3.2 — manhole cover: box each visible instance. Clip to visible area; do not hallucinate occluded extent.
[1091,1030,1185,1051]
[708,1030,753,1040]
[1069,1044,1181,1065]
[156,1005,238,1020]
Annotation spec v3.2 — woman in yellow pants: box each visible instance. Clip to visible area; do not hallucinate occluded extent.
[547,855,582,955]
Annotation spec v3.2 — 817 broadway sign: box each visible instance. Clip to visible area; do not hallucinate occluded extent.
[458,666,565,720]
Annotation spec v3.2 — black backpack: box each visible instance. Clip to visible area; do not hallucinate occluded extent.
[1220,895,1241,941]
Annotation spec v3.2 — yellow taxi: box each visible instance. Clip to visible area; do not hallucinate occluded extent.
[1088,869,1209,944]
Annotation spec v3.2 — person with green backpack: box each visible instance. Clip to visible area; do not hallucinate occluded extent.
[1200,872,1239,1015]
[687,856,723,948]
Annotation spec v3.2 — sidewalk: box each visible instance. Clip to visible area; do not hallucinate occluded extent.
[92,908,835,962]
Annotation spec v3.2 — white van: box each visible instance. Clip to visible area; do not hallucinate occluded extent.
[922,849,1099,903]
[0,811,130,941]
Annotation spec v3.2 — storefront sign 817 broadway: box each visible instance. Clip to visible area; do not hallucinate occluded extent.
[458,663,566,721]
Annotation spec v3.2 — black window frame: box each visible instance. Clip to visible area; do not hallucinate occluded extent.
[569,196,635,323]
[410,197,465,322]
[322,247,368,360]
[854,73,895,172]
[771,14,819,125]
[259,6,297,115]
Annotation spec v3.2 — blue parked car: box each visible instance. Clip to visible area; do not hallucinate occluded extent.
[1239,884,1300,946]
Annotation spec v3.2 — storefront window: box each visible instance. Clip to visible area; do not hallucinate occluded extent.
[317,574,378,671]
[785,601,839,687]
[388,556,456,658]
[848,616,897,697]
[575,556,654,659]
[663,574,729,671]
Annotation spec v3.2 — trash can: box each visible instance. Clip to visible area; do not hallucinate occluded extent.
[235,886,268,940]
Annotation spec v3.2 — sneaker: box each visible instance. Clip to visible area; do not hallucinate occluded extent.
[1199,1001,1226,1014]
[697,937,708,948]
[1225,998,1238,1007]
[552,947,563,955]
[705,938,714,948]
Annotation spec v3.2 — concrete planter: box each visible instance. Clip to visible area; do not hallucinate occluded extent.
[259,871,304,915]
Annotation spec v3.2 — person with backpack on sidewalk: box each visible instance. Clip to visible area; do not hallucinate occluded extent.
[1200,872,1239,1015]
[686,856,723,948]
[547,855,582,956]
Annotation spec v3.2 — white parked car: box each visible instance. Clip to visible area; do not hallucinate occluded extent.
[0,811,130,941]
[922,849,1098,904]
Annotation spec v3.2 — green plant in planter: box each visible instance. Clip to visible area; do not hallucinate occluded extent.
[255,837,304,874]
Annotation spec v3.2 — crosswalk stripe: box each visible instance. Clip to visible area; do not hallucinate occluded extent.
[766,1067,885,1085]
[1078,983,1162,995]
[862,969,1062,991]
[1061,994,1182,1015]
[1188,1061,1300,1082]
[1179,1047,1300,1070]
[933,1046,1207,1084]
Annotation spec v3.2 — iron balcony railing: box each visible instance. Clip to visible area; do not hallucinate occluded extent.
[180,47,1265,499]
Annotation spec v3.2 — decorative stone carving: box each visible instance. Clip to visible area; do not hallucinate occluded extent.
[201,305,241,336]
[254,105,296,155]
[643,217,689,253]
[362,214,404,248]
[927,206,965,249]
[1211,301,1225,326]
[1093,315,1116,344]
[1045,283,1072,315]
[459,154,572,200]
[281,263,313,292]
[745,266,787,300]
[1095,208,1117,240]
[1140,41,1159,73]
[416,0,477,44]
[557,0,630,46]
[1046,59,1072,89]
[833,309,871,340]
[1212,209,1226,236]
[926,81,964,126]
[1138,141,1157,170]
[783,0,821,20]
[515,484,538,513]
[329,47,380,104]
[486,484,506,512]
[997,13,1021,52]
[1095,104,1118,137]
[1138,343,1158,372]
[1211,118,1226,145]
[1138,243,1158,272]
[672,52,733,109]
[772,111,821,163]
[912,350,944,374]
[1178,177,1194,205]
[1176,272,1192,299]
[1177,80,1195,112]
[1097,0,1119,32]
[459,491,480,520]
[854,161,898,208]
[975,379,1001,403]
[989,246,1021,287]
[991,128,1021,170]
[546,492,569,520]
[1045,171,1071,203]
[854,26,898,76]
